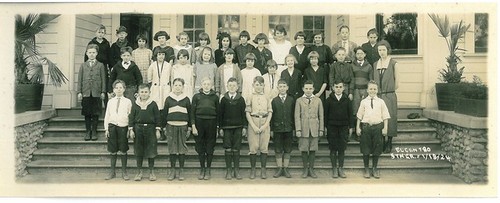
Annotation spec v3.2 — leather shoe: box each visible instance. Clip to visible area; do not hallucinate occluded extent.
[308,168,317,178]
[273,167,283,178]
[134,170,143,181]
[332,168,339,178]
[91,130,98,141]
[122,170,130,181]
[363,168,370,178]
[149,172,157,181]
[372,168,380,179]
[283,168,291,178]
[84,131,91,141]
[105,171,116,180]
[204,168,211,180]
[338,168,346,178]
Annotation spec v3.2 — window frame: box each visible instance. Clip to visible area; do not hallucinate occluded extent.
[376,13,418,55]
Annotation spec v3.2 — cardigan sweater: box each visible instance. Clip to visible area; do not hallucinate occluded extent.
[324,92,353,127]
[270,94,295,132]
[219,92,247,129]
[109,61,143,92]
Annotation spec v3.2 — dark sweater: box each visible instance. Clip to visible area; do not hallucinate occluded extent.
[152,45,175,62]
[324,92,353,127]
[110,40,132,67]
[280,68,303,99]
[85,37,111,69]
[253,47,273,75]
[270,94,295,132]
[289,45,312,74]
[162,95,191,126]
[235,44,255,69]
[215,49,239,67]
[129,100,161,127]
[191,89,219,124]
[361,42,380,66]
[109,61,143,92]
[219,92,247,129]
[329,61,354,93]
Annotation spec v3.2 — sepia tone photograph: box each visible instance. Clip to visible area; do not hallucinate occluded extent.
[0,0,497,198]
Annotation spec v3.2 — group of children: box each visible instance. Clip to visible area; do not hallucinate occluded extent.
[77,23,399,181]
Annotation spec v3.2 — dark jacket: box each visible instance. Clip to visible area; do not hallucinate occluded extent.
[129,99,161,128]
[77,60,107,97]
[324,92,353,128]
[280,68,303,99]
[191,89,219,125]
[270,94,295,132]
[85,37,111,70]
[289,45,312,74]
[361,42,380,66]
[110,40,132,67]
[219,92,247,129]
[109,61,143,93]
[235,44,255,69]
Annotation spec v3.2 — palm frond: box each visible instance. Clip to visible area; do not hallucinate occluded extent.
[46,59,68,87]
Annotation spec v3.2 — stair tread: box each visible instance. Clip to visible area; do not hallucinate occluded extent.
[49,116,429,122]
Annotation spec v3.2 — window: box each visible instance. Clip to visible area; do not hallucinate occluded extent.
[120,14,153,49]
[474,13,488,53]
[376,13,418,55]
[183,15,205,47]
[218,15,241,47]
[268,15,291,40]
[303,16,325,45]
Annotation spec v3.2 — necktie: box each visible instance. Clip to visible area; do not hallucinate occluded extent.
[230,95,234,100]
[371,98,374,109]
[343,41,347,48]
[89,60,94,66]
[116,97,121,113]
[271,75,274,89]
[281,96,285,103]
[307,97,311,104]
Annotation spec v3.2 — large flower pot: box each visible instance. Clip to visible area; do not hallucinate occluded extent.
[454,97,488,117]
[435,83,468,111]
[14,84,44,114]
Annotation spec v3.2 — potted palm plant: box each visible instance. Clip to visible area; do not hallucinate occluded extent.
[15,13,68,113]
[428,14,471,111]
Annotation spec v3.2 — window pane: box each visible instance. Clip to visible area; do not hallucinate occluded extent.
[185,30,194,44]
[218,15,241,47]
[376,13,418,54]
[184,15,194,29]
[304,30,314,44]
[269,15,291,40]
[314,16,325,29]
[475,13,488,53]
[195,15,205,28]
[303,16,313,29]
[194,30,204,43]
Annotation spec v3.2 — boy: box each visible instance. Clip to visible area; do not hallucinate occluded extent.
[332,25,358,63]
[361,28,380,66]
[245,76,273,179]
[128,84,161,181]
[104,80,132,180]
[235,30,255,69]
[295,80,324,179]
[356,81,390,179]
[352,47,374,141]
[109,46,143,101]
[219,77,247,180]
[324,80,353,178]
[191,77,219,180]
[110,26,132,67]
[329,47,354,101]
[270,79,295,178]
[85,25,111,109]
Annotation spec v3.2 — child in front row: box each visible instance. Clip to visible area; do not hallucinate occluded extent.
[325,80,353,179]
[128,84,161,181]
[219,77,247,180]
[352,47,374,141]
[356,81,390,179]
[104,80,132,181]
[162,78,192,181]
[109,46,143,101]
[295,80,324,179]
[78,44,106,141]
[246,76,273,179]
[270,79,295,178]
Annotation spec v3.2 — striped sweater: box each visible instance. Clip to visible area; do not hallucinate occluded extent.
[162,93,191,126]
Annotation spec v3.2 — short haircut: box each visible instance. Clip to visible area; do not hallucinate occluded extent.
[176,32,189,41]
[200,76,213,84]
[239,30,250,39]
[136,34,148,43]
[197,46,215,64]
[113,79,126,88]
[266,59,278,69]
[120,46,133,55]
[116,26,127,34]
[86,44,99,52]
[277,79,288,86]
[303,80,314,86]
[353,46,366,54]
[244,53,256,61]
[313,31,324,41]
[332,80,344,86]
[253,76,264,84]
[223,48,235,56]
[334,47,347,54]
[367,28,379,36]
[274,24,287,36]
[154,31,170,41]
[172,78,185,86]
[253,33,270,44]
[153,47,168,56]
[217,32,232,49]
[307,51,319,60]
[138,83,150,90]
[368,80,378,87]
[285,54,298,64]
[177,49,190,60]
[198,32,211,44]
[227,77,238,84]
[377,40,392,54]
[294,31,306,40]
[339,25,350,32]
[95,24,106,32]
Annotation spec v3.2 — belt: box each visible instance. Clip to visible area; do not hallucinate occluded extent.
[251,114,268,118]
[362,122,382,127]
[277,64,285,66]
[378,91,395,95]
[136,123,154,127]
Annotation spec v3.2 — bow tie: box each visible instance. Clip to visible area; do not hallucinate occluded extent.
[124,62,129,65]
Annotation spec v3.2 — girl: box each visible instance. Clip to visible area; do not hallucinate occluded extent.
[373,40,399,154]
[280,54,303,98]
[240,53,262,101]
[289,31,311,75]
[194,46,217,91]
[173,32,193,64]
[162,78,192,181]
[78,44,106,141]
[152,31,175,63]
[252,33,273,75]
[129,84,161,181]
[148,49,172,110]
[132,34,153,83]
[262,59,280,99]
[245,76,273,179]
[234,30,255,69]
[215,32,238,67]
[171,49,195,100]
[269,25,292,75]
[215,48,242,97]
[309,31,334,78]
[191,32,213,65]
[303,51,328,103]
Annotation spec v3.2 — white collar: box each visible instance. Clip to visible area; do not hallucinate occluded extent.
[302,94,314,99]
[135,97,154,110]
[169,92,187,101]
[122,61,131,69]
[376,57,392,70]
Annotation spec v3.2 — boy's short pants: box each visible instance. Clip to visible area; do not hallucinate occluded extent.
[298,136,319,152]
[107,124,129,153]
